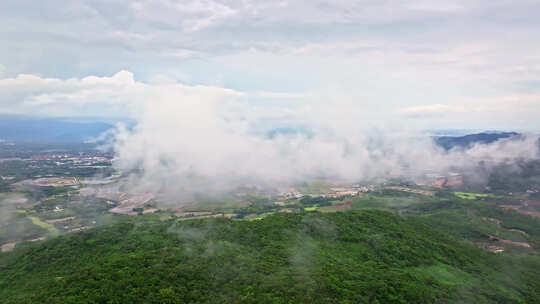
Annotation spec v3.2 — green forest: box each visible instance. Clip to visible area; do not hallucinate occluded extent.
[1,210,539,303]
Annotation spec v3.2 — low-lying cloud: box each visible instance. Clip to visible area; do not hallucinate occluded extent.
[103,75,540,202]
[1,70,538,203]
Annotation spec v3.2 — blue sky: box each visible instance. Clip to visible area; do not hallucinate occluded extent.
[1,0,540,130]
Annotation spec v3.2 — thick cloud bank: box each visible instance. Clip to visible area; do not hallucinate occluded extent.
[107,78,540,201]
[0,69,537,200]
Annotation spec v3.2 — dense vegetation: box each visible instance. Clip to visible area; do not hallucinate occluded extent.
[299,195,334,208]
[1,211,539,303]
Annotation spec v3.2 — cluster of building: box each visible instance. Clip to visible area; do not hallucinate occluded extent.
[326,187,360,198]
[30,153,112,167]
[280,184,374,200]
[282,189,304,199]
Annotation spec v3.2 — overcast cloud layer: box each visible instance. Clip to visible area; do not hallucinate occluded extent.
[1,0,540,129]
[3,1,540,201]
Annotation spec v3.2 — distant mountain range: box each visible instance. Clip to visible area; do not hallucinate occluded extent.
[0,116,114,143]
[0,115,520,148]
[434,131,519,150]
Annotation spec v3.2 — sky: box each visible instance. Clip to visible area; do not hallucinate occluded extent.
[1,0,540,130]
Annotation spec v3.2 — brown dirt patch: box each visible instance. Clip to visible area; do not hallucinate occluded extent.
[489,235,531,248]
[1,242,16,252]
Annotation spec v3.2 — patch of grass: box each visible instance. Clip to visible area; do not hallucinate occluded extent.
[184,197,249,212]
[319,204,352,213]
[351,194,434,210]
[28,216,58,235]
[454,192,495,200]
[304,205,319,211]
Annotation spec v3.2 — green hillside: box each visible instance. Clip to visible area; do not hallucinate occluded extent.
[1,211,539,303]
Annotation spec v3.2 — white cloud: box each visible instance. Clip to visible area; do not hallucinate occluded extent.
[399,104,466,116]
[0,71,243,117]
[407,1,465,12]
[398,94,540,130]
[2,1,540,129]
[129,0,237,32]
[253,91,310,100]
[401,94,540,116]
[1,69,539,201]
[107,84,540,201]
[0,71,319,123]
[3,69,540,131]
[2,1,540,203]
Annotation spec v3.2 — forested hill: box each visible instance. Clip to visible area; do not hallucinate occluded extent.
[1,211,538,303]
[435,132,519,150]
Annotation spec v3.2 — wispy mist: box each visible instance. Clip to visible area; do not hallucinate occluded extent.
[106,87,540,204]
